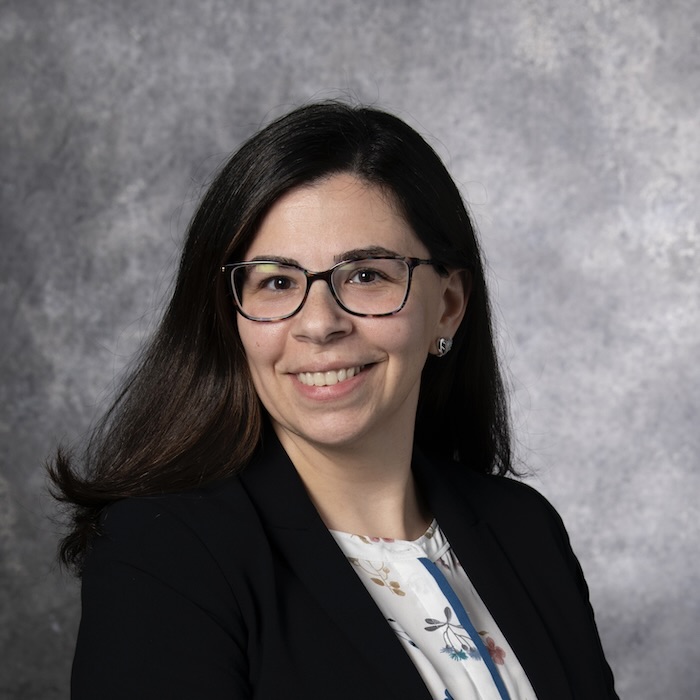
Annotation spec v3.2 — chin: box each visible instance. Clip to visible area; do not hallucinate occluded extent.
[272,415,381,453]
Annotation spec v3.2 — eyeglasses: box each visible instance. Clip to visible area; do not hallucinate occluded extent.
[221,256,445,322]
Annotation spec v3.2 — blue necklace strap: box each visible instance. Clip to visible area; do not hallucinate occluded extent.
[419,557,512,700]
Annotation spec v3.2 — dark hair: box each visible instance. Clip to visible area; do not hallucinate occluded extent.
[49,100,513,572]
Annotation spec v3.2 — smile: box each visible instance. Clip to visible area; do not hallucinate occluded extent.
[296,365,365,387]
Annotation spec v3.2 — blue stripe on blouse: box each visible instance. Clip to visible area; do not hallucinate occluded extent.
[419,557,512,700]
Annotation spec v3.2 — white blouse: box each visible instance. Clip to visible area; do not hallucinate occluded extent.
[330,520,538,700]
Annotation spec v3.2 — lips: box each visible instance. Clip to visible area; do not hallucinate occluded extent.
[296,365,365,387]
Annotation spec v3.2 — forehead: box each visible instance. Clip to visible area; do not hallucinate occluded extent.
[243,173,428,265]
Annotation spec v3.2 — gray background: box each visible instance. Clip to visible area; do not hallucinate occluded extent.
[1,0,698,697]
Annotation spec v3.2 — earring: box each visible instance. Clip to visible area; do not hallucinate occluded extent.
[436,337,453,357]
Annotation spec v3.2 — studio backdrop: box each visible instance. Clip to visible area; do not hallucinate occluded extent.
[1,1,698,698]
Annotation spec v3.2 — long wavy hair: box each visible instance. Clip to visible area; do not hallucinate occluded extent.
[49,101,513,573]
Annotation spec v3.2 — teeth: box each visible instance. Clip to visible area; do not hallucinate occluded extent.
[297,366,363,387]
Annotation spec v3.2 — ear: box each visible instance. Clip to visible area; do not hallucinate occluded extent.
[432,269,470,353]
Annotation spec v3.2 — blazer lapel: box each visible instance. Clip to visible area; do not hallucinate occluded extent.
[413,452,573,700]
[239,434,433,700]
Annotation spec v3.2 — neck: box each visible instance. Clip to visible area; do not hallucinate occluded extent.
[274,425,430,541]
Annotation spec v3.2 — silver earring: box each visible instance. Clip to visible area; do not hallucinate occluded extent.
[436,337,453,357]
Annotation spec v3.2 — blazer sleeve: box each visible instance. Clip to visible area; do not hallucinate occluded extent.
[538,491,619,698]
[72,497,250,699]
[489,479,620,699]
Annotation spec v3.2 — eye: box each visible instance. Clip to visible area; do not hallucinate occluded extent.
[262,276,295,291]
[347,266,389,285]
[345,259,401,287]
[243,263,301,294]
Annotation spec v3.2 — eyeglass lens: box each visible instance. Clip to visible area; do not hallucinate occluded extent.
[232,258,411,319]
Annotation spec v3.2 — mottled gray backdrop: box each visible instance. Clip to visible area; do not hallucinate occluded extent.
[1,0,698,697]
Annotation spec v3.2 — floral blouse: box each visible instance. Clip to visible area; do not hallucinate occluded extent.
[330,520,538,700]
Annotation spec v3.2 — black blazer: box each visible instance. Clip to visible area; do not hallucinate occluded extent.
[73,435,618,699]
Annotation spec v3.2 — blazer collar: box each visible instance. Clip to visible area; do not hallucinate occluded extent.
[240,434,572,700]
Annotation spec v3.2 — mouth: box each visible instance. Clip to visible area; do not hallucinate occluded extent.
[296,365,366,387]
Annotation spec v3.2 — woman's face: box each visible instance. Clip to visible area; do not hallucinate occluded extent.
[236,173,467,454]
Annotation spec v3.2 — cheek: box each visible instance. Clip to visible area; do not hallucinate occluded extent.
[236,321,282,372]
[398,297,441,349]
[371,312,433,367]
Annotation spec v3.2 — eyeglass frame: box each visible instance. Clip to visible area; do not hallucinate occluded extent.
[220,255,448,322]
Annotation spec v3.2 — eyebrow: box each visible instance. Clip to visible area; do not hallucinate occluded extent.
[248,246,404,268]
[249,255,300,265]
[333,246,402,263]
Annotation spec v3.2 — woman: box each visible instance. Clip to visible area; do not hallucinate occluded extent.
[51,101,618,699]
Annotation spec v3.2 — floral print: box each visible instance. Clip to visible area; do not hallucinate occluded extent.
[330,521,536,700]
[424,607,481,661]
[348,558,405,596]
[482,634,507,666]
[353,534,396,544]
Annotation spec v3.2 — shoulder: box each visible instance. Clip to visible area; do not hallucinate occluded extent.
[96,476,254,552]
[429,455,560,517]
[422,455,573,551]
[85,476,264,595]
[99,476,252,531]
[470,471,571,545]
[462,469,563,523]
[420,456,592,593]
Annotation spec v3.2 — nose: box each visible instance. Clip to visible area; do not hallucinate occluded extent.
[291,278,352,344]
